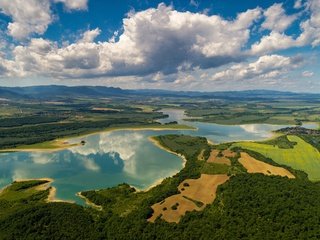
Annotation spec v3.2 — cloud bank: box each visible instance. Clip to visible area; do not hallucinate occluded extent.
[0,0,318,90]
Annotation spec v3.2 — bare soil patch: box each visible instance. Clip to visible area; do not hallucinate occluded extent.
[207,150,231,165]
[178,174,229,205]
[148,174,229,223]
[238,152,295,178]
[148,194,199,223]
[222,149,236,158]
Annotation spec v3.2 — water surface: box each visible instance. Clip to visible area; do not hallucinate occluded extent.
[0,108,316,203]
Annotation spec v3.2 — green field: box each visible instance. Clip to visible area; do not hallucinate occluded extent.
[234,135,320,181]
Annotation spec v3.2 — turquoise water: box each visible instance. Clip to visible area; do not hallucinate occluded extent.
[0,109,317,203]
[158,109,318,143]
[0,130,184,204]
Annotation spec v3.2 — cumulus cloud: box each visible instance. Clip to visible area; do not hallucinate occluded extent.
[0,0,89,40]
[0,3,262,79]
[0,0,52,40]
[250,32,298,55]
[211,55,303,81]
[251,0,320,55]
[261,3,297,32]
[297,0,320,47]
[54,0,88,11]
[0,1,318,88]
[78,28,101,43]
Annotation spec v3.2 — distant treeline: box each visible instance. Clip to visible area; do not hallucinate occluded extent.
[0,115,67,127]
[0,111,164,149]
[0,119,154,149]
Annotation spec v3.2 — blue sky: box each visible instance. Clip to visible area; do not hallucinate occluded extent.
[0,0,319,92]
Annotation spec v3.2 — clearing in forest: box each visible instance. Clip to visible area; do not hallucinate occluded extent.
[197,149,206,160]
[147,194,199,223]
[238,152,295,178]
[222,149,236,158]
[207,149,232,165]
[148,174,229,223]
[178,174,229,204]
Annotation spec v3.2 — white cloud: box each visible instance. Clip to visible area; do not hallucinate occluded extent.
[0,1,317,90]
[0,0,89,40]
[251,0,320,54]
[211,55,303,81]
[0,3,262,79]
[0,0,52,39]
[261,3,297,32]
[302,70,314,77]
[54,0,88,11]
[78,28,101,43]
[250,32,298,55]
[297,0,320,47]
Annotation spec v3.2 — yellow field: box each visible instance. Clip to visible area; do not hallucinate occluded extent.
[238,152,295,178]
[148,174,229,223]
[222,149,236,158]
[234,135,320,181]
[148,194,200,223]
[207,150,231,165]
[178,174,229,204]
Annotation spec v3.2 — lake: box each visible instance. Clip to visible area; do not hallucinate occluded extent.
[0,109,317,203]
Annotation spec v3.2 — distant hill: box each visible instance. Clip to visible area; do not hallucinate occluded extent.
[0,85,126,100]
[0,85,319,100]
[0,88,29,99]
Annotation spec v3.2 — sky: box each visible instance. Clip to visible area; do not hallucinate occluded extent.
[0,0,319,92]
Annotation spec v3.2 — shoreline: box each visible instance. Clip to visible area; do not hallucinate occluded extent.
[148,136,187,168]
[78,136,188,209]
[7,178,73,203]
[76,192,103,211]
[0,124,196,153]
[133,177,165,193]
[0,140,82,153]
[59,124,196,142]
